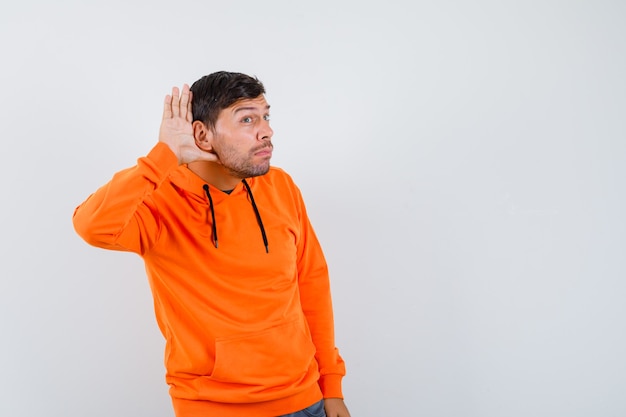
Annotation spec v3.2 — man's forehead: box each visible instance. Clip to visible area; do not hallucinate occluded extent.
[229,96,270,112]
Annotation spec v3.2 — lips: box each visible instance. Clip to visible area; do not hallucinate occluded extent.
[254,144,273,157]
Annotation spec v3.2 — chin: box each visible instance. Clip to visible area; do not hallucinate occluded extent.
[250,165,271,177]
[229,163,270,179]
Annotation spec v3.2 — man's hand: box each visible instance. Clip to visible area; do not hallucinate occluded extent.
[159,84,218,165]
[324,398,351,417]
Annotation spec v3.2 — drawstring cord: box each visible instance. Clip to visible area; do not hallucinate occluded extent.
[202,184,218,249]
[242,179,269,253]
[202,180,269,253]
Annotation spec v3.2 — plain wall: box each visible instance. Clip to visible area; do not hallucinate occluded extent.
[1,1,625,416]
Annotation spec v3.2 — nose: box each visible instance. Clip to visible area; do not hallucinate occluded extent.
[258,121,273,141]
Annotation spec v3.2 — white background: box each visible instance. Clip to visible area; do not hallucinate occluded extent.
[1,1,625,416]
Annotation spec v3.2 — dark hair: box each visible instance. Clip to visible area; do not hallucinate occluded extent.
[190,71,266,130]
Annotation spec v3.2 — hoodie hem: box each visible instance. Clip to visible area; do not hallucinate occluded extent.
[171,383,322,417]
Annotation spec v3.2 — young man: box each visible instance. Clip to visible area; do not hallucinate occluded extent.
[73,72,351,417]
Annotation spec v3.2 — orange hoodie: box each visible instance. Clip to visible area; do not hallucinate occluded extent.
[73,143,345,417]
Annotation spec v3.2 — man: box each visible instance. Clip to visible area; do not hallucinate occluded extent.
[73,71,351,417]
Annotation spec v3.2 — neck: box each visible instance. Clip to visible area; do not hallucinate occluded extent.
[187,161,242,191]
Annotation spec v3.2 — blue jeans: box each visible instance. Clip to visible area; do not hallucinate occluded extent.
[278,400,326,417]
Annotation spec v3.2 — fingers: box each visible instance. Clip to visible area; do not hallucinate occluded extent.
[187,90,193,122]
[171,86,180,118]
[163,85,191,120]
[179,84,190,121]
[162,94,172,120]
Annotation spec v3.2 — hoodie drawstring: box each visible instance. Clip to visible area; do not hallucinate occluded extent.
[242,179,269,253]
[202,184,218,249]
[202,180,269,253]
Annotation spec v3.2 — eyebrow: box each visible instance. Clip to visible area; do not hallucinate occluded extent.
[233,104,271,114]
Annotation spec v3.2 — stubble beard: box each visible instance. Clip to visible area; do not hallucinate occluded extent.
[218,143,273,179]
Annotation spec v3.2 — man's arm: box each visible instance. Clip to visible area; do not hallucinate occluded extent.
[72,142,177,253]
[293,187,349,413]
[73,85,217,253]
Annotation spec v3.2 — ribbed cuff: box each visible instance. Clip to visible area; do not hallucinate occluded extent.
[319,374,343,399]
[146,142,179,169]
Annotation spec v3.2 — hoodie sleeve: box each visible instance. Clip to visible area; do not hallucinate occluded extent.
[72,142,179,255]
[293,186,346,399]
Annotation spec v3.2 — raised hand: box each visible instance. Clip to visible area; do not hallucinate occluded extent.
[159,84,218,165]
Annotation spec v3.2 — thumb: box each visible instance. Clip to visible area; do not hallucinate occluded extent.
[194,148,221,164]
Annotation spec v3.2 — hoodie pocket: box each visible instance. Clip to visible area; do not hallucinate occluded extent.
[210,318,316,387]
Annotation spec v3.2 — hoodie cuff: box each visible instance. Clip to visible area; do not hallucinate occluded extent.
[147,142,179,169]
[135,142,180,189]
[319,374,344,399]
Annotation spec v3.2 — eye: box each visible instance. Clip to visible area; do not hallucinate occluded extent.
[263,114,271,121]
[242,117,253,123]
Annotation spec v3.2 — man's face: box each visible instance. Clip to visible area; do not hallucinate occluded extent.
[211,95,273,179]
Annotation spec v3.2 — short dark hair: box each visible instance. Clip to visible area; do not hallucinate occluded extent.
[190,71,266,130]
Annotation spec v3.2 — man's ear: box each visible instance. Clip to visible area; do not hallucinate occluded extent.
[192,121,214,152]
